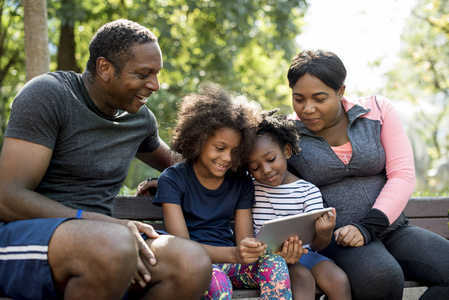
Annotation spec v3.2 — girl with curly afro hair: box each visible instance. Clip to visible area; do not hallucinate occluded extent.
[248,110,351,300]
[154,84,294,300]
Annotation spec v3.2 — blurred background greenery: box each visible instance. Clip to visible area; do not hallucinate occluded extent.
[1,0,448,195]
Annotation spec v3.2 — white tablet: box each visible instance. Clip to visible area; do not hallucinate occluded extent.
[256,207,333,252]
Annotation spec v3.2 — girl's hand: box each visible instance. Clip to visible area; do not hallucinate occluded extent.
[234,237,266,264]
[276,236,308,264]
[334,225,364,247]
[315,208,336,236]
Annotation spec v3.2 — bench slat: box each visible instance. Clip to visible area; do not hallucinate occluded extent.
[113,195,162,220]
[405,197,449,218]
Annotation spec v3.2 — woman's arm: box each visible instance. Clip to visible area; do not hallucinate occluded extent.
[345,96,416,246]
[372,96,415,223]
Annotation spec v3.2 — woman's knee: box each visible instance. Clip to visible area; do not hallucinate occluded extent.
[347,260,403,299]
[330,243,404,299]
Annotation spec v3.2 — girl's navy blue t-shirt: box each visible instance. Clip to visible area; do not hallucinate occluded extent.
[153,161,255,246]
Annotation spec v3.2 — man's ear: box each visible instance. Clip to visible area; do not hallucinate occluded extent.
[283,143,293,159]
[96,57,113,82]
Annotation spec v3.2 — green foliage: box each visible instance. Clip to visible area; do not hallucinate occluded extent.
[0,0,308,188]
[0,0,26,143]
[412,189,449,197]
[118,185,137,196]
[383,0,449,161]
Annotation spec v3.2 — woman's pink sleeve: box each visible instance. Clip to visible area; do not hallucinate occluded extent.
[371,97,415,224]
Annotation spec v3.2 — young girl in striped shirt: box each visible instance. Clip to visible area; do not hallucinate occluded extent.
[248,110,351,300]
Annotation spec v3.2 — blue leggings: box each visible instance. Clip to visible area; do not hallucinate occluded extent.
[202,253,292,300]
[319,224,449,300]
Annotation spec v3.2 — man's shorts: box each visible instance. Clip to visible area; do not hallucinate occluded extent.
[0,218,68,299]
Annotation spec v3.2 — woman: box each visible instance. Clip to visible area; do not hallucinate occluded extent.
[286,49,449,300]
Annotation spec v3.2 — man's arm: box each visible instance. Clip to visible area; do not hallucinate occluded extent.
[0,137,125,223]
[135,138,180,172]
[135,138,181,195]
[0,137,161,286]
[0,137,77,221]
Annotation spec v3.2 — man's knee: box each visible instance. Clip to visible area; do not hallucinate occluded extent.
[147,235,212,295]
[49,220,137,289]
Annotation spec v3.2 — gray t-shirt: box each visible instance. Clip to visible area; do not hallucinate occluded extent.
[5,71,160,215]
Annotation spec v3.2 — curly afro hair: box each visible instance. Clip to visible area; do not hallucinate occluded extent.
[171,83,262,171]
[256,109,301,155]
[85,19,157,78]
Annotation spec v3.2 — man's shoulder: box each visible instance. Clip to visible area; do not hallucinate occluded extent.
[27,71,80,86]
[17,71,82,102]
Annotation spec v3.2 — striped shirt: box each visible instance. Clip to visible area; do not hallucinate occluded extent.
[252,179,324,236]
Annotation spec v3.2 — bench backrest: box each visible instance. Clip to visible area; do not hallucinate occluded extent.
[112,195,449,239]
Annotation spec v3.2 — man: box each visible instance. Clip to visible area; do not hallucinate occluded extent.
[0,19,211,300]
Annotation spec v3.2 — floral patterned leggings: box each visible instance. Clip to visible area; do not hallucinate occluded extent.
[202,253,292,300]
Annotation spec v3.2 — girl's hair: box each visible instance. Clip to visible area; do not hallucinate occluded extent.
[171,83,261,171]
[256,109,301,155]
[287,49,346,91]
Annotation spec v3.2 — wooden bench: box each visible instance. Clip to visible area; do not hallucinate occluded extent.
[112,195,449,299]
[2,196,445,300]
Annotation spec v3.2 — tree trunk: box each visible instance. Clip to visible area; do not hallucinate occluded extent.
[56,0,80,72]
[24,0,50,82]
[57,23,81,72]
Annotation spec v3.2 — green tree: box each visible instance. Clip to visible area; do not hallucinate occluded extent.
[24,0,50,81]
[0,0,25,144]
[1,0,309,189]
[383,0,448,191]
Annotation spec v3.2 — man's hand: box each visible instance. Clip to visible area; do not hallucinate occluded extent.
[125,221,160,287]
[334,225,364,247]
[276,236,308,264]
[234,237,267,264]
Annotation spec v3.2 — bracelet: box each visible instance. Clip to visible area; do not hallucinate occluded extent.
[76,209,83,219]
[146,177,157,182]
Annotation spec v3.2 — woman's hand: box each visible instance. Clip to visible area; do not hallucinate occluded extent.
[234,237,267,264]
[276,236,308,264]
[334,224,364,247]
[136,178,157,196]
